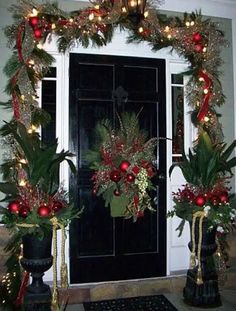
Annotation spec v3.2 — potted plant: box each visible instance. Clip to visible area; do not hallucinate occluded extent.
[0,120,80,306]
[86,111,157,220]
[168,129,236,307]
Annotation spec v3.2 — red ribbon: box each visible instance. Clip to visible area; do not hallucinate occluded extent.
[197,70,212,122]
[12,92,20,120]
[16,22,25,63]
[14,271,30,307]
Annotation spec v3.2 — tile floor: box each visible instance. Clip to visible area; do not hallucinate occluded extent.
[0,290,235,311]
[64,233,236,310]
[65,289,236,311]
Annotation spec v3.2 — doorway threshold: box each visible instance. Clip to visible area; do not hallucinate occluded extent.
[59,274,187,305]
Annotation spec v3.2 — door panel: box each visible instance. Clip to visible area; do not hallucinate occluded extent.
[69,54,166,283]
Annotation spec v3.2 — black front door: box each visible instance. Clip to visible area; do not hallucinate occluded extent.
[69,53,166,284]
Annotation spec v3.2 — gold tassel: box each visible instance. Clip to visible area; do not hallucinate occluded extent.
[190,214,197,268]
[51,289,59,311]
[60,225,69,289]
[190,252,196,269]
[196,266,203,285]
[50,217,59,310]
[192,211,205,286]
[60,263,69,289]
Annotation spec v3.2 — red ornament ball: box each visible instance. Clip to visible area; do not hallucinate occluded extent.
[8,201,21,214]
[146,165,155,178]
[194,44,203,52]
[110,170,121,182]
[137,211,144,218]
[126,173,135,183]
[195,195,206,207]
[19,205,29,218]
[142,29,151,37]
[219,192,229,203]
[34,28,43,39]
[210,195,220,206]
[52,200,64,213]
[29,16,39,27]
[192,32,202,43]
[204,192,212,200]
[92,188,97,195]
[132,166,140,175]
[114,189,121,196]
[119,160,130,172]
[38,205,51,217]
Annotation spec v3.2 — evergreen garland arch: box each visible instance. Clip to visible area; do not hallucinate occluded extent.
[2,0,228,142]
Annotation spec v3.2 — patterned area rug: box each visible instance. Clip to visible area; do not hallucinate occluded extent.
[83,294,178,311]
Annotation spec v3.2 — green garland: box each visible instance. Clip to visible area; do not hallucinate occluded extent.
[1,0,227,141]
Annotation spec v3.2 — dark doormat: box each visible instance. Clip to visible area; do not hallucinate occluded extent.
[83,294,178,311]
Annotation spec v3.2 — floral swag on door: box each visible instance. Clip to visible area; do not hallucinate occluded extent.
[87,111,158,220]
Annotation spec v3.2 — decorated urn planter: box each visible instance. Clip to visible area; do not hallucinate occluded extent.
[183,216,221,306]
[0,121,80,307]
[168,129,236,307]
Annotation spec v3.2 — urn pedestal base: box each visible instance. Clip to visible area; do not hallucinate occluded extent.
[183,266,221,307]
[183,220,222,307]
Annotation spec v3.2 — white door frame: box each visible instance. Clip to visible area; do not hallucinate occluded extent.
[41,29,193,283]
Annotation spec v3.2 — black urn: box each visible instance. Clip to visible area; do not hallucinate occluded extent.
[183,219,221,307]
[20,233,53,305]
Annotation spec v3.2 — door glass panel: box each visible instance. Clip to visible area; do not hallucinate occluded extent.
[44,67,57,78]
[171,74,183,85]
[41,69,56,144]
[77,63,114,91]
[123,66,157,92]
[171,74,184,162]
